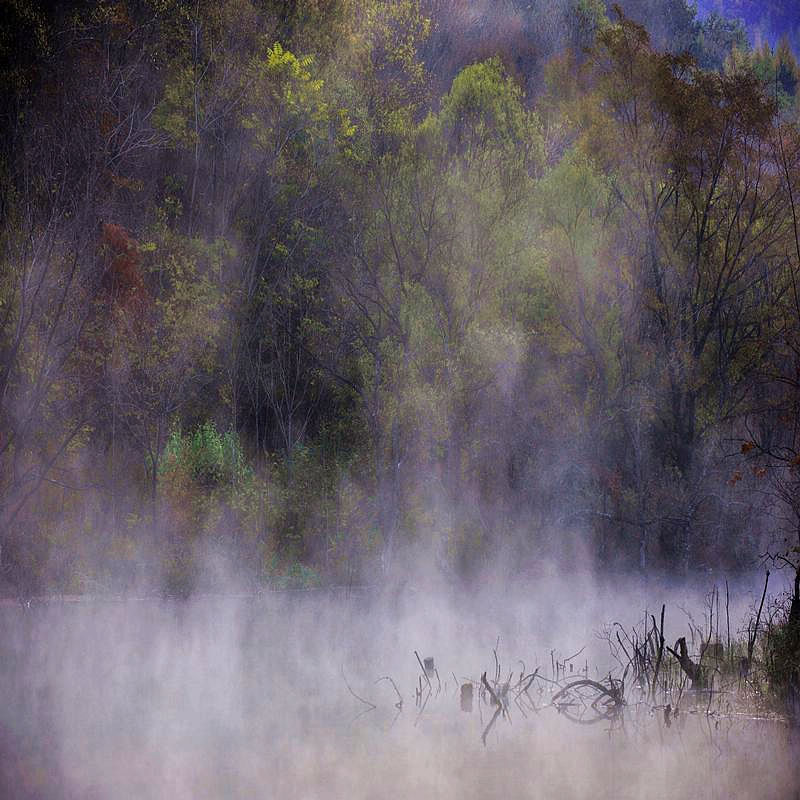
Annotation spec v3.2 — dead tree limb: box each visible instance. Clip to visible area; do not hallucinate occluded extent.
[481,671,505,716]
[414,650,432,689]
[667,637,705,688]
[747,570,770,667]
[551,679,622,707]
[650,604,665,701]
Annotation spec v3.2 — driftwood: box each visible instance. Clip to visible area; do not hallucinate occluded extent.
[345,588,794,744]
[550,678,624,724]
[667,637,705,688]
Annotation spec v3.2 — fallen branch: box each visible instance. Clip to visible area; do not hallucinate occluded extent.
[552,679,622,707]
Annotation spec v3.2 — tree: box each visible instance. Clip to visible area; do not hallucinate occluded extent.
[99,221,224,526]
[570,11,789,570]
[0,1,163,589]
[740,118,800,620]
[321,54,545,573]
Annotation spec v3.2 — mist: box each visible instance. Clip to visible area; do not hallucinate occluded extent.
[2,573,798,799]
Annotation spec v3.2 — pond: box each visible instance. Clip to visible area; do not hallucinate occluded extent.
[1,579,798,799]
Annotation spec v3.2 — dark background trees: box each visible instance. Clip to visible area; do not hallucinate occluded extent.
[1,0,800,595]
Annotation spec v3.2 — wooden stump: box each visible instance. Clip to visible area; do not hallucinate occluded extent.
[460,682,473,712]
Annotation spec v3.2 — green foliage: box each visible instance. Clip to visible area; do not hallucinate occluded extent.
[538,146,609,260]
[364,0,430,110]
[152,66,198,147]
[571,0,610,52]
[741,39,800,111]
[242,40,355,157]
[161,421,251,488]
[764,616,800,706]
[439,57,542,168]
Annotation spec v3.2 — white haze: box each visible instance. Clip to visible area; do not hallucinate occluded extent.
[1,570,798,799]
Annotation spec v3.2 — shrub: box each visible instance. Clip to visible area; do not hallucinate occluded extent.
[161,421,251,489]
[765,612,800,712]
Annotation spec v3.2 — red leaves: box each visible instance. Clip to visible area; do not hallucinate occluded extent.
[101,222,146,305]
[102,221,130,250]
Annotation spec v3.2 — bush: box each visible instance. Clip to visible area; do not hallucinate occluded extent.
[161,421,251,489]
[158,421,265,591]
[765,613,800,711]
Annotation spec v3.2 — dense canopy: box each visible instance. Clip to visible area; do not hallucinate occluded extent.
[1,0,800,596]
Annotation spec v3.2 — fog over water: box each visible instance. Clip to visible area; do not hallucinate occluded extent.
[2,571,798,799]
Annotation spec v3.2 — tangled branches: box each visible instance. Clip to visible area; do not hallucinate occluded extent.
[341,578,792,744]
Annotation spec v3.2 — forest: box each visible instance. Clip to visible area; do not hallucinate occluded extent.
[1,0,800,598]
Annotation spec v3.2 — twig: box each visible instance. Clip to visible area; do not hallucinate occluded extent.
[725,578,731,668]
[341,666,376,711]
[748,570,770,664]
[650,604,665,702]
[481,705,502,746]
[706,671,715,716]
[564,646,586,662]
[414,650,432,689]
[481,671,505,715]
[514,694,529,719]
[414,686,432,727]
[517,668,539,695]
[614,629,632,665]
[376,675,403,709]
